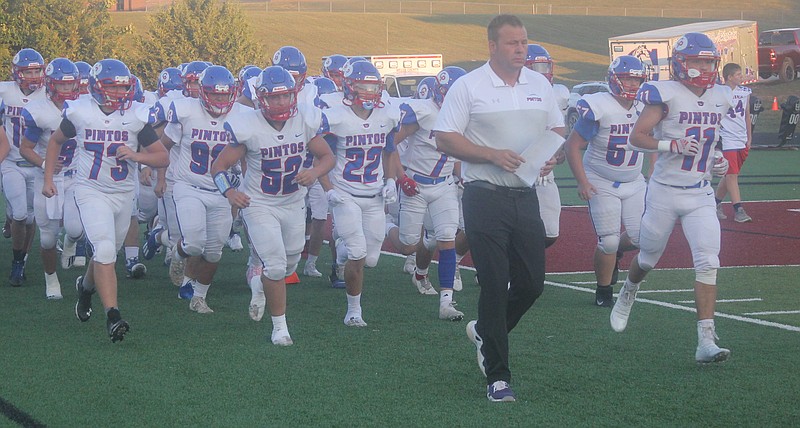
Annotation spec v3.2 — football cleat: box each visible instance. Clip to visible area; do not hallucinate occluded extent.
[412,274,438,295]
[344,315,367,327]
[403,254,416,275]
[303,262,322,277]
[271,330,294,346]
[226,233,244,251]
[610,281,639,332]
[142,225,164,260]
[595,285,614,307]
[696,323,731,363]
[46,278,63,300]
[453,268,463,291]
[189,296,214,314]
[61,237,77,269]
[178,279,194,300]
[107,317,130,343]
[169,248,185,287]
[9,260,25,287]
[439,302,464,321]
[125,257,147,279]
[74,276,94,322]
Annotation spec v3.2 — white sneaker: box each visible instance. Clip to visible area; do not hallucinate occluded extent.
[466,320,486,376]
[271,330,294,346]
[189,296,214,314]
[61,238,77,269]
[344,315,367,327]
[169,248,185,287]
[303,263,322,277]
[227,233,244,251]
[439,302,464,321]
[46,281,63,300]
[453,268,463,291]
[403,254,416,275]
[246,264,263,285]
[610,281,639,332]
[696,324,731,363]
[412,274,438,295]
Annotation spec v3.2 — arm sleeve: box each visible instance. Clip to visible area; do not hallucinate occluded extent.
[138,124,159,147]
[59,118,77,139]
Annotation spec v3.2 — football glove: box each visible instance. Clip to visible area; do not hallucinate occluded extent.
[659,138,700,155]
[712,153,729,177]
[382,178,397,204]
[326,189,345,207]
[397,175,419,196]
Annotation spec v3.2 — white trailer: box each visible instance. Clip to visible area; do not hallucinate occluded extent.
[609,20,759,83]
[365,54,443,98]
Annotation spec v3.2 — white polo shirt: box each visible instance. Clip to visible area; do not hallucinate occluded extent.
[434,62,564,187]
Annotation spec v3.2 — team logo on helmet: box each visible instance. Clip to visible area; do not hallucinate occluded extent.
[418,86,429,98]
[342,63,354,78]
[45,63,54,76]
[160,71,170,83]
[437,70,451,85]
[324,57,333,68]
[675,36,688,51]
[611,57,621,68]
[92,62,103,76]
[12,52,19,64]
[273,51,282,64]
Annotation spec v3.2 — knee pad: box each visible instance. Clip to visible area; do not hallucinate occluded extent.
[203,250,222,264]
[695,269,718,285]
[422,231,437,252]
[181,242,204,258]
[39,230,58,250]
[93,240,117,264]
[365,253,380,268]
[264,264,287,281]
[636,253,655,272]
[435,226,458,243]
[286,252,301,276]
[596,234,620,255]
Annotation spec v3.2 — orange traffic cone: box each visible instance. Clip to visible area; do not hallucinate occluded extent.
[772,96,779,111]
[285,271,300,284]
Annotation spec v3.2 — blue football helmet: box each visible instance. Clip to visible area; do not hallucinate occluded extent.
[322,54,348,90]
[255,66,298,121]
[342,60,383,110]
[182,61,210,98]
[414,76,436,100]
[273,46,307,91]
[525,44,553,83]
[12,48,45,92]
[313,77,337,96]
[74,61,92,94]
[158,67,184,97]
[132,75,145,103]
[608,55,647,100]
[89,59,135,111]
[433,66,466,107]
[671,32,720,89]
[44,58,80,104]
[198,66,236,116]
[237,65,261,96]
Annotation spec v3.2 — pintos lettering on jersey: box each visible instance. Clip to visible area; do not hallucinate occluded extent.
[345,133,387,147]
[609,123,635,135]
[84,128,129,142]
[5,106,25,117]
[678,111,722,125]
[190,128,229,142]
[260,141,305,159]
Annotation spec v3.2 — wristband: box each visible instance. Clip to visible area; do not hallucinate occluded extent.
[657,140,673,152]
[214,171,233,196]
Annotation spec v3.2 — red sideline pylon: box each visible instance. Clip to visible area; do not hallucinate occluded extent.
[772,96,779,111]
[285,271,300,284]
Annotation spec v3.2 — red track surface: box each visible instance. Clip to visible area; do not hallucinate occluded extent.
[370,200,800,273]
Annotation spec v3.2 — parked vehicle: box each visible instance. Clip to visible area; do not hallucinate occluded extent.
[565,81,609,134]
[758,28,800,82]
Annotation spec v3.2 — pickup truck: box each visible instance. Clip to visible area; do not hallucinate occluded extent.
[758,28,800,82]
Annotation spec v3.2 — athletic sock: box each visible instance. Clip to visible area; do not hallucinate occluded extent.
[733,203,743,211]
[307,254,318,266]
[12,249,25,262]
[440,290,453,307]
[346,293,362,316]
[272,314,287,332]
[193,282,210,299]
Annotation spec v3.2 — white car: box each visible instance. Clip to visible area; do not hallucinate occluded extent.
[565,81,609,133]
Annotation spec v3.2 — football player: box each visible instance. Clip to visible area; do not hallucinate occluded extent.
[161,65,244,313]
[564,55,649,307]
[611,33,733,363]
[214,66,334,344]
[313,60,402,327]
[42,58,169,342]
[19,58,81,299]
[272,46,317,107]
[525,44,569,248]
[0,48,47,286]
[385,66,467,321]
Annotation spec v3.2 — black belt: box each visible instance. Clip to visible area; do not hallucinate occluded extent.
[351,193,379,199]
[190,184,219,193]
[465,180,532,196]
[665,180,710,190]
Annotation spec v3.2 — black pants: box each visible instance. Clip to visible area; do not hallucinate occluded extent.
[463,182,546,384]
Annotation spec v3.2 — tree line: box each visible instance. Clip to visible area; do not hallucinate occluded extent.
[0,0,265,88]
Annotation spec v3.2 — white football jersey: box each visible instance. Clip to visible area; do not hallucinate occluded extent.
[154,92,187,183]
[165,97,246,190]
[21,99,78,172]
[399,98,454,178]
[637,81,733,187]
[576,92,644,183]
[297,83,317,107]
[142,90,159,108]
[0,81,47,161]
[719,85,751,149]
[321,102,401,196]
[553,83,570,115]
[224,104,323,205]
[318,92,344,110]
[64,96,155,194]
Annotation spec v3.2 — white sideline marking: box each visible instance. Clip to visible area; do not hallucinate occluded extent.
[679,298,763,304]
[743,310,800,316]
[638,289,693,294]
[544,280,800,333]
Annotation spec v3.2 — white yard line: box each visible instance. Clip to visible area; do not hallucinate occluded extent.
[679,298,763,303]
[743,310,800,316]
